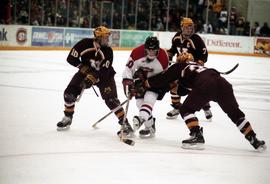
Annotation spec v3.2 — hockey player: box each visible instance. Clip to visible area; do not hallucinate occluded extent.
[122,36,169,138]
[166,17,212,120]
[57,26,133,137]
[142,61,266,151]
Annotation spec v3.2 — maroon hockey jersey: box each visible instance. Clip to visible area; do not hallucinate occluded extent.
[167,31,208,63]
[66,38,116,83]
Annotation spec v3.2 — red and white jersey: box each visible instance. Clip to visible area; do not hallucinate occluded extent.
[122,44,169,79]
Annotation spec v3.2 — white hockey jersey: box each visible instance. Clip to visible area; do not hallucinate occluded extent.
[122,44,169,80]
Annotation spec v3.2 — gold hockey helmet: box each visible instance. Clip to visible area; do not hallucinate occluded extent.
[180,18,194,27]
[93,26,111,46]
[180,18,194,38]
[94,26,111,38]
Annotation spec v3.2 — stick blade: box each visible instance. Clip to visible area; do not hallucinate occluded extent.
[220,63,239,75]
[123,139,135,146]
[92,124,99,129]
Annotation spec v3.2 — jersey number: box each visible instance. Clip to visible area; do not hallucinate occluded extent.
[126,60,134,68]
[70,49,79,57]
[188,65,206,73]
[103,60,110,68]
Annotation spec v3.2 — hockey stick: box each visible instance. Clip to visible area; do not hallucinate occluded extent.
[92,86,99,97]
[120,96,135,146]
[219,63,239,75]
[92,99,128,128]
[77,84,99,102]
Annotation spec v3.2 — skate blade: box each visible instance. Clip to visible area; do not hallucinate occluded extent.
[256,145,267,152]
[181,143,205,150]
[139,133,155,139]
[57,125,70,131]
[122,138,135,146]
[117,131,135,139]
[166,115,179,119]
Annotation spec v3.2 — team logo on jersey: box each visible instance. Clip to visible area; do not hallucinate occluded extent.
[16,28,27,45]
[104,87,112,94]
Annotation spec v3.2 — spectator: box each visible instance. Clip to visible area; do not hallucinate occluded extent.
[81,17,89,28]
[252,22,261,36]
[229,6,237,35]
[208,5,219,33]
[255,22,261,36]
[197,0,206,19]
[243,21,250,36]
[218,7,228,34]
[0,0,11,24]
[156,18,165,31]
[112,11,121,29]
[70,9,79,27]
[18,8,28,24]
[213,0,224,17]
[203,22,213,33]
[260,22,270,37]
[236,16,245,35]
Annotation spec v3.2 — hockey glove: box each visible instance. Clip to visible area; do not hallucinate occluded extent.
[78,64,91,75]
[176,53,194,63]
[133,67,150,82]
[82,73,99,89]
[197,60,205,66]
[134,79,146,98]
[122,79,136,98]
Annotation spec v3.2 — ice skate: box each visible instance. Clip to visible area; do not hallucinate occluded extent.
[246,134,267,152]
[166,108,180,119]
[117,119,134,138]
[139,118,156,138]
[133,115,145,131]
[57,116,72,131]
[181,127,205,150]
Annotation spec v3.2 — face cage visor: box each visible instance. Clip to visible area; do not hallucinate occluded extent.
[145,48,159,61]
[181,25,194,38]
[95,34,110,47]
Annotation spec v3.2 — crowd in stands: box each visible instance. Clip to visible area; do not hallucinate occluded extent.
[1,0,270,37]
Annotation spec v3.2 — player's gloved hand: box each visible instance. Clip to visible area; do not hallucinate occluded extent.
[81,73,99,89]
[133,68,149,82]
[78,64,91,75]
[197,60,205,66]
[134,79,146,98]
[176,53,194,63]
[122,79,136,98]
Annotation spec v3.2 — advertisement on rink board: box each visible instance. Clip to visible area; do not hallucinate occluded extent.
[254,37,270,56]
[32,27,64,46]
[0,25,32,46]
[120,30,153,48]
[199,34,254,54]
[0,25,269,56]
[110,30,120,47]
[64,28,92,47]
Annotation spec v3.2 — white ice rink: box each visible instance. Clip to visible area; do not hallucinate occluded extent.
[0,50,270,184]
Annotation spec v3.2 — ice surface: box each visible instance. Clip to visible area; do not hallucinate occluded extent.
[0,50,269,184]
